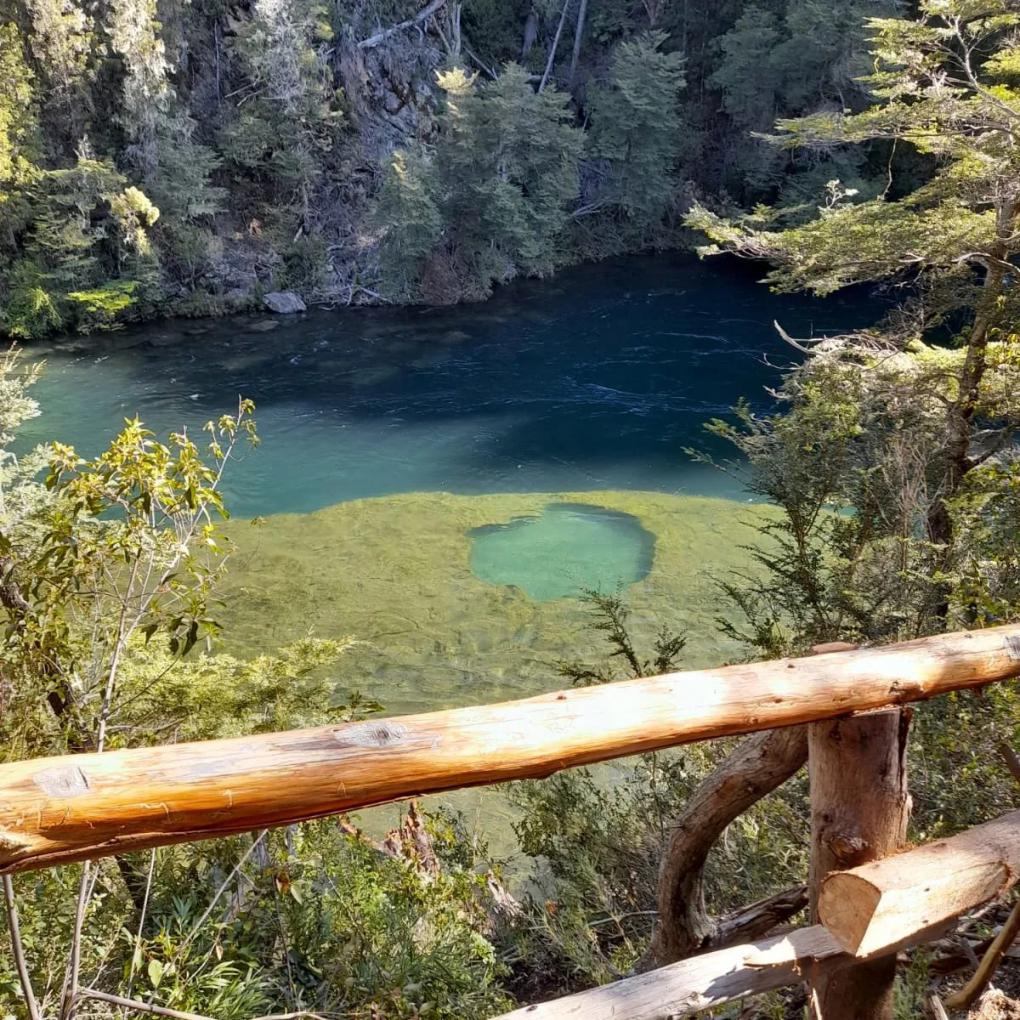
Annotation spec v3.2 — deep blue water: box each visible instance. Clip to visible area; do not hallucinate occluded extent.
[23,253,872,516]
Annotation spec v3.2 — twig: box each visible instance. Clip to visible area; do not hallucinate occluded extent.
[79,989,215,1020]
[587,909,659,928]
[944,895,1020,1010]
[127,850,157,998]
[62,861,95,1020]
[926,992,950,1020]
[250,1013,335,1020]
[3,875,42,1020]
[174,830,268,960]
[77,990,332,1020]
[463,42,497,79]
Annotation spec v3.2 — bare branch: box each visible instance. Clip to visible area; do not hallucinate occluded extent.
[538,0,570,93]
[79,988,216,1020]
[3,875,41,1020]
[78,988,333,1020]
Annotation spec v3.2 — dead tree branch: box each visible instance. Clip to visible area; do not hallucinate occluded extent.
[538,0,571,93]
[358,0,447,49]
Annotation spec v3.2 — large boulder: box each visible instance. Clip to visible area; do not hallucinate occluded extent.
[263,291,307,314]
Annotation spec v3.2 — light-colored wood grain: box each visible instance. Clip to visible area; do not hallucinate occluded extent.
[1,625,1019,874]
[819,809,1020,957]
[492,925,846,1020]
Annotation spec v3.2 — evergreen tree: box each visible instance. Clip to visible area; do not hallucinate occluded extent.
[437,63,582,279]
[219,0,342,229]
[378,62,583,301]
[2,150,160,337]
[691,0,1020,624]
[709,0,894,198]
[588,31,685,227]
[377,147,443,300]
[0,22,38,188]
[710,6,782,129]
[15,0,93,142]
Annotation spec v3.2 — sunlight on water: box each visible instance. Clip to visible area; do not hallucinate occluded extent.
[468,502,654,601]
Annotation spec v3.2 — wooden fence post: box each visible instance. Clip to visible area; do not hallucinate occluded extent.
[806,708,911,1018]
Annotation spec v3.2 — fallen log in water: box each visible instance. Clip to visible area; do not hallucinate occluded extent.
[819,809,1020,958]
[1,625,1019,874]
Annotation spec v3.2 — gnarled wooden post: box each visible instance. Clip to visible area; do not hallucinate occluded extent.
[806,709,911,1019]
[647,725,808,966]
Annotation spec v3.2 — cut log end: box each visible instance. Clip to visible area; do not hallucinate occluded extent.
[818,873,883,954]
[818,820,1019,961]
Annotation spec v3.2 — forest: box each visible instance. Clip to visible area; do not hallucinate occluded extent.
[4,0,1020,1019]
[1,0,897,335]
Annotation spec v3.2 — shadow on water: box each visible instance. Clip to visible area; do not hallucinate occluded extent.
[22,252,876,517]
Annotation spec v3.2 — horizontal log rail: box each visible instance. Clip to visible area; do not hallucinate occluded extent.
[820,809,1020,958]
[1,625,1019,875]
[491,914,965,1020]
[492,926,846,1019]
[508,811,1020,1020]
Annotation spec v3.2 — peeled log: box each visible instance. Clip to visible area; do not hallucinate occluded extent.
[1,625,1019,875]
[819,809,1020,958]
[493,925,846,1020]
[805,709,910,1018]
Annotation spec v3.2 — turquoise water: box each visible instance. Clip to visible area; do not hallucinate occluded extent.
[16,252,876,843]
[21,252,872,517]
[468,502,654,600]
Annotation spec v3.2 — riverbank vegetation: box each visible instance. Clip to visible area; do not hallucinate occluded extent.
[1,0,894,337]
[3,1,1020,1018]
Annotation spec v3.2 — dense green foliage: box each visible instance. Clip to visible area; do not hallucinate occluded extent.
[378,62,584,301]
[5,2,1020,1017]
[507,2,1020,1007]
[0,351,513,1020]
[691,0,1020,644]
[0,0,896,335]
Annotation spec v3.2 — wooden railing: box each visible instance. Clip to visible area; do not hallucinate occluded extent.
[3,624,1020,1018]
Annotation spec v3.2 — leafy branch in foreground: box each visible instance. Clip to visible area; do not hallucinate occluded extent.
[557,588,686,686]
[0,351,513,1020]
[688,0,1020,642]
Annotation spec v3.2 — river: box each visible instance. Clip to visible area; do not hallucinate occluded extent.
[22,252,871,840]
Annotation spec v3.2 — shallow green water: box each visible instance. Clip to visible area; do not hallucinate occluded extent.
[468,502,654,601]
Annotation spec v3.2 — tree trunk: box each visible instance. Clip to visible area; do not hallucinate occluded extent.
[805,710,911,1019]
[538,0,571,93]
[567,0,587,85]
[925,197,1017,617]
[520,5,539,59]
